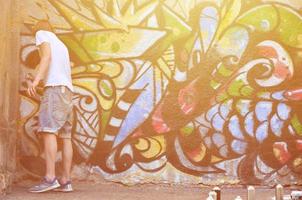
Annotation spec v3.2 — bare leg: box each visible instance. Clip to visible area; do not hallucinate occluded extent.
[43,133,57,180]
[60,138,73,183]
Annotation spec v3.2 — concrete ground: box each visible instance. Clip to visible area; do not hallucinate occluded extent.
[2,180,297,200]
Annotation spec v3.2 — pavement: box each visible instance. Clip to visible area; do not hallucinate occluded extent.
[2,179,299,200]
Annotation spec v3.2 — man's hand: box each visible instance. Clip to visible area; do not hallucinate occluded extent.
[27,79,39,97]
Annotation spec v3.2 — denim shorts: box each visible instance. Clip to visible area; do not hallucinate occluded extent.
[38,86,73,139]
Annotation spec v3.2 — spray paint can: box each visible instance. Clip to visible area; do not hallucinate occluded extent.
[275,184,284,200]
[247,186,255,200]
[206,196,214,200]
[213,187,221,200]
[209,191,217,200]
[291,191,302,200]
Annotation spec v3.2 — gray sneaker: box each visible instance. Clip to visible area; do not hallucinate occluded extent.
[54,181,73,192]
[28,177,60,193]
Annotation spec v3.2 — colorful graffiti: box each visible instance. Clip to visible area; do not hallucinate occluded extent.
[20,0,302,185]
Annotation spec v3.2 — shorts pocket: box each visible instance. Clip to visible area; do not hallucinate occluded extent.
[59,88,73,104]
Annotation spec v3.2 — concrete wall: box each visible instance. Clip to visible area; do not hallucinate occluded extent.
[0,0,21,195]
[20,0,302,186]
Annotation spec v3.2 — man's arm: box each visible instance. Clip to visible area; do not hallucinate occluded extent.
[27,42,51,96]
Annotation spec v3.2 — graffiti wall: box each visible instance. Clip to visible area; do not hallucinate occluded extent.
[20,0,302,185]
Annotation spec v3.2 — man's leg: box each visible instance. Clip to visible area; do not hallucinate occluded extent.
[60,138,73,183]
[28,132,60,193]
[43,132,57,180]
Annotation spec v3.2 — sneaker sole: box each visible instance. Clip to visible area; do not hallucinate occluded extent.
[54,188,73,192]
[28,183,60,193]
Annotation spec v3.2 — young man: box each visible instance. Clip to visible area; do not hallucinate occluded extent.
[28,20,74,193]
